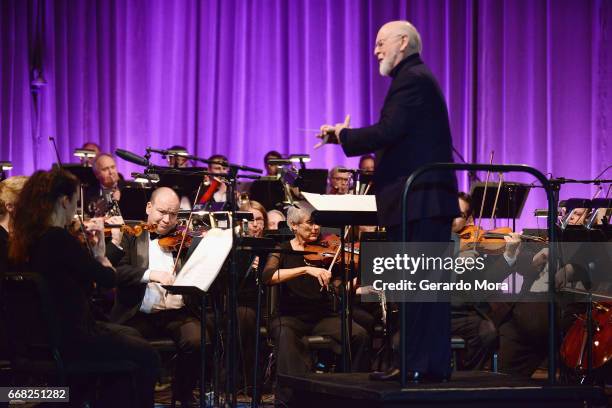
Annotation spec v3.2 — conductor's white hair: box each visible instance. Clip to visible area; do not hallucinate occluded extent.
[399,21,422,55]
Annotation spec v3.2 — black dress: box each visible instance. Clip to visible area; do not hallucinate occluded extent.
[263,240,370,405]
[262,241,335,322]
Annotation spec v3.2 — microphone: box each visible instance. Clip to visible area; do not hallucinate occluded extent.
[115,149,149,167]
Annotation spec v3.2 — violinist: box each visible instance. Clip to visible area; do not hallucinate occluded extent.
[450,192,522,370]
[496,205,594,377]
[262,202,370,406]
[8,169,159,407]
[108,186,205,406]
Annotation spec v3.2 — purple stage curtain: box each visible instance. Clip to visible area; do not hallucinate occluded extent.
[1,0,610,227]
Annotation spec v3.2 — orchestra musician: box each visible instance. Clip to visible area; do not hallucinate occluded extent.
[236,200,268,390]
[8,169,160,407]
[0,176,27,275]
[450,192,522,370]
[80,141,101,166]
[263,202,370,405]
[166,145,190,168]
[358,154,375,173]
[199,154,229,208]
[319,20,459,382]
[327,166,351,195]
[85,153,125,216]
[267,209,286,230]
[264,150,283,177]
[496,206,594,377]
[107,186,205,406]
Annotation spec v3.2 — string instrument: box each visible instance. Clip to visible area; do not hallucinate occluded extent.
[103,222,157,237]
[560,302,612,372]
[303,234,360,269]
[458,225,546,254]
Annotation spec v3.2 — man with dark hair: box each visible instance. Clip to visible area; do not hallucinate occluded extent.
[198,154,229,208]
[264,150,282,176]
[167,145,190,168]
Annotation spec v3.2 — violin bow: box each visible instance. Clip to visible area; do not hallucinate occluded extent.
[491,172,504,227]
[48,137,94,255]
[473,151,495,245]
[170,181,205,276]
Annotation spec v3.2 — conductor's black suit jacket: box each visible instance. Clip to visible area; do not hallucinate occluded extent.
[340,53,458,227]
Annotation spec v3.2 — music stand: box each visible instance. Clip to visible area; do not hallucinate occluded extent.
[470,181,530,230]
[154,168,204,199]
[62,164,100,189]
[118,184,153,221]
[233,237,315,408]
[249,179,286,210]
[296,169,328,194]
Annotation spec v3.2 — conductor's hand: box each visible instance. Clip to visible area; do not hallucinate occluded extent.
[315,115,350,149]
[149,270,175,286]
[304,266,331,287]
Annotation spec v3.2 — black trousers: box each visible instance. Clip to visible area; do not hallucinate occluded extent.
[237,305,257,388]
[126,308,205,403]
[270,315,370,404]
[498,302,549,376]
[63,322,161,408]
[451,310,498,370]
[387,217,453,377]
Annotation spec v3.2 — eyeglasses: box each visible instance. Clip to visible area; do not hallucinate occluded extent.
[331,176,350,183]
[375,34,405,49]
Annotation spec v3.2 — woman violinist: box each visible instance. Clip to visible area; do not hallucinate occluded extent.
[8,169,160,407]
[262,201,370,405]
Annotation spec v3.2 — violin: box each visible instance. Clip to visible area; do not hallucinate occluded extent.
[157,226,208,252]
[303,234,360,268]
[103,222,157,237]
[458,225,546,255]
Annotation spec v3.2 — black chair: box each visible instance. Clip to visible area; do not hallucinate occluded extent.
[1,273,139,404]
[265,285,340,375]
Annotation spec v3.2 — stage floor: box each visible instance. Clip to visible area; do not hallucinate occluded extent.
[278,371,610,408]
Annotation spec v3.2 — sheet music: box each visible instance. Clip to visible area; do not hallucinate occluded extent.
[302,192,377,212]
[172,228,233,291]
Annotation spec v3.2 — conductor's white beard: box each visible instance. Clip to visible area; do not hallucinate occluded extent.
[379,50,400,76]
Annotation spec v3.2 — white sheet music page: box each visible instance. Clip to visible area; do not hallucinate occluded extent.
[301,192,377,212]
[173,227,233,292]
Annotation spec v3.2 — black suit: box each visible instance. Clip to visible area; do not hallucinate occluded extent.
[108,232,205,403]
[339,53,458,378]
[340,53,458,227]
